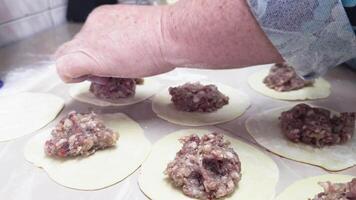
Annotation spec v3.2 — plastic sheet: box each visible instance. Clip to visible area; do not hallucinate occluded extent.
[0,64,355,200]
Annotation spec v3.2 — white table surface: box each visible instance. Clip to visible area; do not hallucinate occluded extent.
[0,23,355,200]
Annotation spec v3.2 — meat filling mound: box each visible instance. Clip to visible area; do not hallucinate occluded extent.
[263,63,314,92]
[165,133,241,200]
[45,111,118,158]
[89,78,144,101]
[280,104,356,147]
[310,178,356,200]
[169,82,229,112]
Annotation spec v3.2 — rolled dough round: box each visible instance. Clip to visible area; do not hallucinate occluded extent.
[69,78,161,107]
[245,105,356,171]
[24,113,151,190]
[0,92,64,142]
[138,129,279,200]
[248,68,331,100]
[276,174,355,200]
[152,82,251,126]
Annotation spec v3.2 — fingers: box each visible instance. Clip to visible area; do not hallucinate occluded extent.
[55,52,99,83]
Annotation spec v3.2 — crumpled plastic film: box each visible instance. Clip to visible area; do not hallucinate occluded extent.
[247,0,356,79]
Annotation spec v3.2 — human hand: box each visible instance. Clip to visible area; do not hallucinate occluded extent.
[55,5,174,83]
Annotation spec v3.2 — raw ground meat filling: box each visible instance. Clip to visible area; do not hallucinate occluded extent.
[165,133,241,200]
[263,63,314,92]
[279,104,356,147]
[310,179,356,200]
[44,111,118,158]
[169,82,229,112]
[89,78,144,101]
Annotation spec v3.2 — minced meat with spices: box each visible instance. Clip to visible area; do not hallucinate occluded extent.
[279,104,356,147]
[310,178,356,200]
[44,111,118,158]
[89,78,144,101]
[169,82,229,112]
[165,133,241,200]
[263,63,314,92]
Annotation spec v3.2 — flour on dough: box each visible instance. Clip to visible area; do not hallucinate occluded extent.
[248,68,331,100]
[276,174,355,200]
[0,92,64,142]
[69,78,161,107]
[24,113,151,190]
[138,129,279,200]
[245,105,356,171]
[152,82,250,126]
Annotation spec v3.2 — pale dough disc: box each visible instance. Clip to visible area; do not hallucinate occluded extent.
[69,78,161,107]
[248,68,331,100]
[0,92,64,142]
[138,129,279,200]
[276,174,355,200]
[245,105,356,171]
[152,82,251,126]
[24,113,151,190]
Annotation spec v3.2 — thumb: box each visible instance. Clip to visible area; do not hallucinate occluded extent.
[55,52,99,83]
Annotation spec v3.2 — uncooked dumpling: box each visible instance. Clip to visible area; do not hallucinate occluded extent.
[276,174,355,200]
[152,82,250,126]
[138,129,279,200]
[24,113,151,190]
[248,68,331,100]
[69,78,161,107]
[245,105,356,171]
[0,92,64,142]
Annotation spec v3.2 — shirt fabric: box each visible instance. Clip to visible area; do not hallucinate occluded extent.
[247,0,356,79]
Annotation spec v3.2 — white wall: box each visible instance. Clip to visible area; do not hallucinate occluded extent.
[0,0,68,47]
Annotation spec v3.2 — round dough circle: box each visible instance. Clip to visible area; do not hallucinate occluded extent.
[152,82,251,126]
[276,174,355,200]
[245,105,356,171]
[0,92,64,142]
[138,129,279,200]
[24,113,151,190]
[248,68,331,100]
[69,78,161,107]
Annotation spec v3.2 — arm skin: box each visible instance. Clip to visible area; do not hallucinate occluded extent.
[163,0,283,69]
[55,0,283,83]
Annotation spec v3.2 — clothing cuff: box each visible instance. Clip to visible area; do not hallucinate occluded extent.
[247,0,356,79]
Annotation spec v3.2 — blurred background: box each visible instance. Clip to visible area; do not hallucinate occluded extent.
[0,0,172,47]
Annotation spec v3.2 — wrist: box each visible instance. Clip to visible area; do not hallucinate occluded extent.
[159,2,193,67]
[150,6,177,72]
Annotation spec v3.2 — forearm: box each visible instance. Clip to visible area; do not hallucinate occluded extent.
[161,0,283,69]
